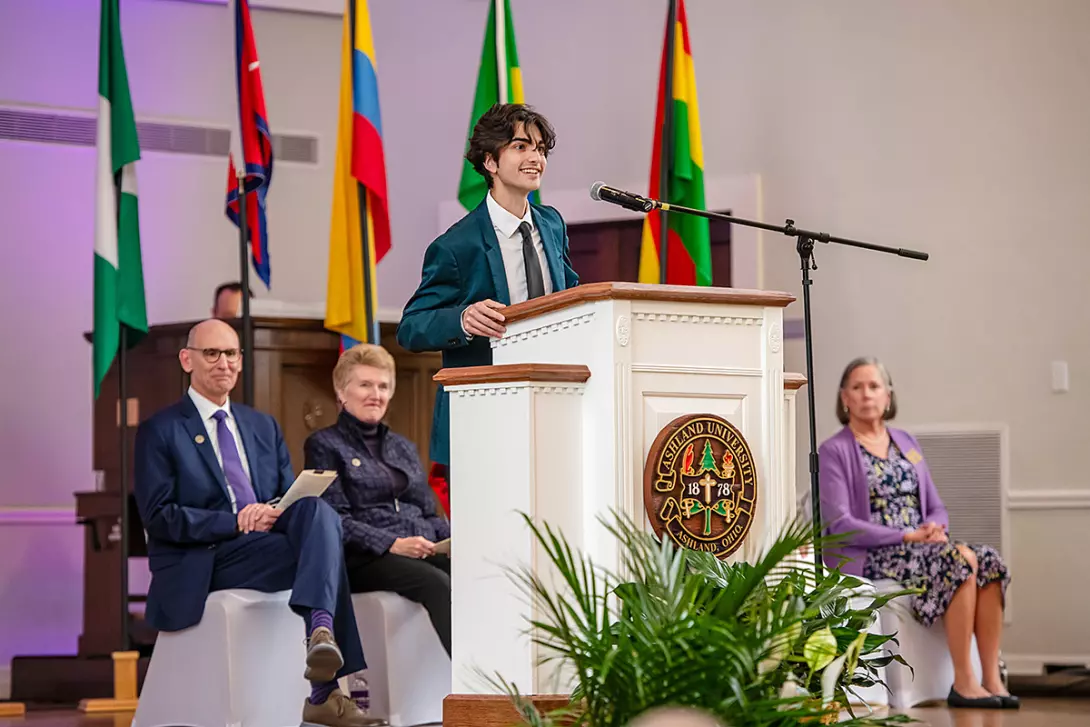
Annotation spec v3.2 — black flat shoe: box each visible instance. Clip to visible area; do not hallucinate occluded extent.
[996,693,1021,709]
[947,687,1004,709]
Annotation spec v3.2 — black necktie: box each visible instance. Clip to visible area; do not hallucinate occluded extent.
[519,221,546,300]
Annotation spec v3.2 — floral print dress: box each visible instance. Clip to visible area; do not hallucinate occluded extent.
[860,441,1010,626]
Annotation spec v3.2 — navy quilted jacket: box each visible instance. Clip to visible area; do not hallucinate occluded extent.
[304,411,450,556]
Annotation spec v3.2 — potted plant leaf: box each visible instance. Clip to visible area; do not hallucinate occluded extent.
[488,511,917,727]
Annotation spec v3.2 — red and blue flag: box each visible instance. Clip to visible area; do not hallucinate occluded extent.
[226,0,273,288]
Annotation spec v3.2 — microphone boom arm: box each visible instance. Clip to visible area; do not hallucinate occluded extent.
[593,185,929,576]
[652,200,928,261]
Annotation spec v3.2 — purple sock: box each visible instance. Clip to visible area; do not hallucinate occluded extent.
[309,608,333,635]
[309,679,338,705]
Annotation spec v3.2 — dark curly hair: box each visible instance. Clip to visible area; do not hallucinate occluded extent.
[465,103,556,188]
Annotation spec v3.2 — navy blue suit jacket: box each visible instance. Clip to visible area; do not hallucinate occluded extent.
[133,395,294,631]
[396,200,579,465]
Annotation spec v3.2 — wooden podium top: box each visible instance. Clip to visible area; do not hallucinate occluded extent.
[434,363,592,387]
[502,282,795,325]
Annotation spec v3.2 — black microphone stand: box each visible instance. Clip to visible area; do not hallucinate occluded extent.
[634,197,928,575]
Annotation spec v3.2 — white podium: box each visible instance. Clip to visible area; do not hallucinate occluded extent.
[436,283,806,716]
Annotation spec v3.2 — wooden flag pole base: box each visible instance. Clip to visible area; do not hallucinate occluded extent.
[443,694,575,727]
[0,702,26,718]
[78,651,140,713]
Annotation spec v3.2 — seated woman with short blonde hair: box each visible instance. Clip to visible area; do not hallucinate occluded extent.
[305,344,451,655]
[818,357,1016,710]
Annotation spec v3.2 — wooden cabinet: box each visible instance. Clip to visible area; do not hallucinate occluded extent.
[566,214,733,286]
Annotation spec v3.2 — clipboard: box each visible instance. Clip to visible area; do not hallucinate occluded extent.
[274,469,338,511]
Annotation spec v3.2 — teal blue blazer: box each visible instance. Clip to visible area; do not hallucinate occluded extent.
[396,200,579,465]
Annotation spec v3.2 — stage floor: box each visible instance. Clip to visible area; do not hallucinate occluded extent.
[0,698,1085,726]
[904,698,1088,726]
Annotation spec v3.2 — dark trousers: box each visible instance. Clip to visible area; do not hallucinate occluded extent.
[346,551,451,656]
[210,497,365,678]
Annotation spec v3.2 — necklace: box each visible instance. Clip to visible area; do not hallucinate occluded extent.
[853,427,890,458]
[852,427,887,441]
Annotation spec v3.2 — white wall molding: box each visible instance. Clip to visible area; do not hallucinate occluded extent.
[0,506,77,526]
[1003,653,1090,676]
[2,490,1083,523]
[1007,489,1090,511]
[900,423,1090,512]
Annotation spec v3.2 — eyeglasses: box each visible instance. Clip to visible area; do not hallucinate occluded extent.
[186,347,242,364]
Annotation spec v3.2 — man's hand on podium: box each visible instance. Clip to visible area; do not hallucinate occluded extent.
[390,536,437,559]
[461,299,507,339]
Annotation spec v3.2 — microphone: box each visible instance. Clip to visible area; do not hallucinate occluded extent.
[589,181,658,213]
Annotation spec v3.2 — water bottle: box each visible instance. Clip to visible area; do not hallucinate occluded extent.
[347,671,370,714]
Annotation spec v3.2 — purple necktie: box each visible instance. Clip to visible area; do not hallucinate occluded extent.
[212,410,257,509]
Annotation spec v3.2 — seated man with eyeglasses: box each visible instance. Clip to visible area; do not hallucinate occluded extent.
[133,318,385,727]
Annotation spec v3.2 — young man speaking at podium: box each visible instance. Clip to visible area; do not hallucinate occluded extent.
[397,103,579,468]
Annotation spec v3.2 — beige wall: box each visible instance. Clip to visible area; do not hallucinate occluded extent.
[0,0,1087,687]
[762,0,1090,666]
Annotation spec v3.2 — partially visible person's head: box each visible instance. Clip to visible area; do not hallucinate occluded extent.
[333,344,397,425]
[211,282,253,319]
[627,707,725,727]
[465,103,556,197]
[837,356,897,426]
[181,319,242,405]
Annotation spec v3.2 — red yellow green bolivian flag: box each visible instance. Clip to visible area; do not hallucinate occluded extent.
[639,0,712,286]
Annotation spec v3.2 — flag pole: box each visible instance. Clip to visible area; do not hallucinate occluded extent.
[237,171,255,405]
[658,0,677,285]
[495,0,508,104]
[79,323,141,713]
[359,189,379,344]
[118,325,130,653]
[347,0,379,346]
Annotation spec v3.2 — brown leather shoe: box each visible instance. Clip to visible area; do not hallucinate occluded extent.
[301,688,389,727]
[303,626,344,683]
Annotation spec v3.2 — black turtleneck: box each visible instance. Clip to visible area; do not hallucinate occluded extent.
[340,411,408,497]
[354,419,381,455]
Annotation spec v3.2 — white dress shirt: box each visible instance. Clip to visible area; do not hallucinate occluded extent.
[485,192,554,304]
[188,386,254,498]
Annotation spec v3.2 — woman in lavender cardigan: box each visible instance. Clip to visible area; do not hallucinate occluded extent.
[818,357,1015,710]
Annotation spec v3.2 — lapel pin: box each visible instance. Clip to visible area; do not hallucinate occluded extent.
[351,458,361,467]
[195,434,206,444]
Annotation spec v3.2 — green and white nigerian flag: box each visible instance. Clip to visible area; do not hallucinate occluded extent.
[94,0,147,398]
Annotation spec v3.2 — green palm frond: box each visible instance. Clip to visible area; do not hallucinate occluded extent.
[493,511,917,727]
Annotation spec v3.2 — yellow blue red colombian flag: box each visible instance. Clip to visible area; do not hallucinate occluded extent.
[325,0,390,349]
